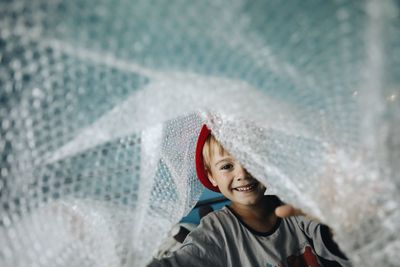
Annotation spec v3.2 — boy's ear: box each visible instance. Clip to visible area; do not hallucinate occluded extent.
[207,172,218,187]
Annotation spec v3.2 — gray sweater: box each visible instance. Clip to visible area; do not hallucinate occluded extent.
[148,196,351,267]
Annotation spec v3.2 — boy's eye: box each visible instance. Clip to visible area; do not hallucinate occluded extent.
[220,163,233,170]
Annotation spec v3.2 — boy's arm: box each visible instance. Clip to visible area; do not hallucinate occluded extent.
[147,241,219,267]
[147,217,226,267]
[295,216,351,266]
[275,203,350,266]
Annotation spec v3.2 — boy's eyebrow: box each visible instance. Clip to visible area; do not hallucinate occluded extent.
[214,157,234,166]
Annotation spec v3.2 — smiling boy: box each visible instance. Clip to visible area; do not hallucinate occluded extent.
[148,125,351,267]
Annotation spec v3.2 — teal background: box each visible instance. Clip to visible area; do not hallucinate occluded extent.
[181,189,230,224]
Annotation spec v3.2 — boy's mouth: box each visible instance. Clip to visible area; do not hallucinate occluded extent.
[233,182,258,192]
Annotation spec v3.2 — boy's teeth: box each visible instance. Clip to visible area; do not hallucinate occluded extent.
[235,184,256,191]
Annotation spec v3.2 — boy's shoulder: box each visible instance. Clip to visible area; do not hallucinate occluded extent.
[199,205,232,225]
[195,206,240,235]
[183,207,234,245]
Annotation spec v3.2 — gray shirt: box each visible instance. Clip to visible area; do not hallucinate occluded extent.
[149,196,351,267]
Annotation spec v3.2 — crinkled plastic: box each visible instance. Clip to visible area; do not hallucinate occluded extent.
[0,0,399,266]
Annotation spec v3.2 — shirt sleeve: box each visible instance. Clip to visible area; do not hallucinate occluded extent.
[295,216,352,267]
[147,215,226,267]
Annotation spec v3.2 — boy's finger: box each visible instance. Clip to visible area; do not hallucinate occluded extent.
[275,204,335,236]
[274,205,305,218]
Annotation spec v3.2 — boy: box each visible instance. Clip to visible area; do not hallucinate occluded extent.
[148,125,350,267]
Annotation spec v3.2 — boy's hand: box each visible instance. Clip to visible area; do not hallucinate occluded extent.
[275,204,307,217]
[275,204,334,236]
[275,204,322,224]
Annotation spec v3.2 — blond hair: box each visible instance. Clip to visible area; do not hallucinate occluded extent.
[202,134,227,172]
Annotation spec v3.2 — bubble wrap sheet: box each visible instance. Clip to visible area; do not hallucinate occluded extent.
[0,0,399,266]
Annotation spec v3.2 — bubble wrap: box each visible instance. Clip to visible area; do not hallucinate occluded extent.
[0,0,399,266]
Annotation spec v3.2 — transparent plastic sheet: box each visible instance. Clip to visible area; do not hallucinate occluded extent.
[0,0,399,266]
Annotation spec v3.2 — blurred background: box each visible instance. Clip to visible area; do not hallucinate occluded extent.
[1,0,399,266]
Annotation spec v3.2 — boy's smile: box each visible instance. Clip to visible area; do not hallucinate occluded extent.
[233,181,259,192]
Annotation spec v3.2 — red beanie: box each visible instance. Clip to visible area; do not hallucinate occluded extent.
[195,125,220,192]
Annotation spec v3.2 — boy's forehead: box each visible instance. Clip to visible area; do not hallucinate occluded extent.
[213,155,234,165]
[210,148,232,162]
[209,141,226,154]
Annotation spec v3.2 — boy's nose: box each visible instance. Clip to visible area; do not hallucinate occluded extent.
[235,166,250,180]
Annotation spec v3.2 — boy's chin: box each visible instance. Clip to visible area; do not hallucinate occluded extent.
[231,196,264,207]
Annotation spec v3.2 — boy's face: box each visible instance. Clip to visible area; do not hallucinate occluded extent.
[207,150,266,207]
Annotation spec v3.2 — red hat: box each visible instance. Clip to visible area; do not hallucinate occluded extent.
[195,125,220,192]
